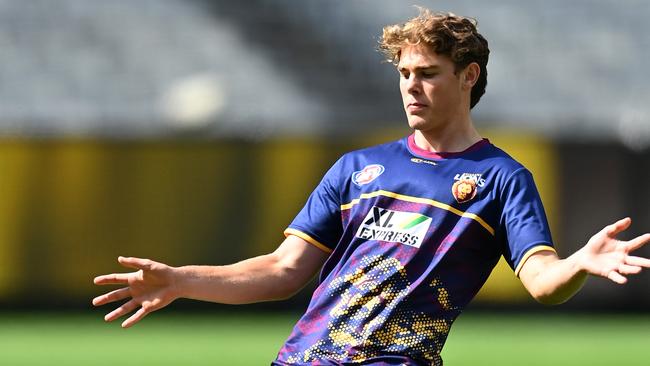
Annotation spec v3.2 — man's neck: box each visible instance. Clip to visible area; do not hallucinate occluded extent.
[413,118,482,153]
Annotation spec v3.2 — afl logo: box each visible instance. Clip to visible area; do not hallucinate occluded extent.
[352,164,385,186]
[452,179,477,203]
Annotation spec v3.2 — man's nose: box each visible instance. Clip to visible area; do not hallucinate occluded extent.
[406,75,421,94]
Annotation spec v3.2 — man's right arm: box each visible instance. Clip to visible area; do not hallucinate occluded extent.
[177,235,329,303]
[92,235,329,328]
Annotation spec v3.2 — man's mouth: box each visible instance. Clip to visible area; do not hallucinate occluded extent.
[407,102,427,112]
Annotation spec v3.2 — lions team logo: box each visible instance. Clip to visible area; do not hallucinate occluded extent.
[452,173,485,204]
[352,164,385,186]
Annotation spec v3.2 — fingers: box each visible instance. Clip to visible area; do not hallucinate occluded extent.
[626,255,650,268]
[92,287,131,306]
[626,233,650,252]
[122,307,149,328]
[100,297,164,328]
[607,270,627,284]
[121,299,164,328]
[118,256,154,271]
[617,264,642,275]
[94,273,132,285]
[93,257,153,285]
[104,299,139,322]
[605,217,632,237]
[94,256,163,328]
[94,256,154,284]
[602,255,650,284]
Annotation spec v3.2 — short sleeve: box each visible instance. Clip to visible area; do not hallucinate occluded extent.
[500,168,555,276]
[284,158,344,253]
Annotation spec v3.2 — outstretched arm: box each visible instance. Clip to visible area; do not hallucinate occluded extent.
[519,217,650,305]
[92,235,329,328]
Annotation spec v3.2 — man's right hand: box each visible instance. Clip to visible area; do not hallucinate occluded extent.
[93,256,179,328]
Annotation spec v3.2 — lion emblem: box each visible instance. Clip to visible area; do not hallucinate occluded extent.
[452,179,477,203]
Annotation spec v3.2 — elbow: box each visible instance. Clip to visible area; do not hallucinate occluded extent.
[530,289,570,306]
[265,262,312,301]
[527,276,582,305]
[533,294,562,306]
[265,252,319,302]
[271,287,300,301]
[229,274,303,304]
[266,276,307,301]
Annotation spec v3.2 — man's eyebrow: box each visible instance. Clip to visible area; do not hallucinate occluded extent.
[397,65,441,71]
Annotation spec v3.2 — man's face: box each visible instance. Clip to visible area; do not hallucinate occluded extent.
[398,45,465,132]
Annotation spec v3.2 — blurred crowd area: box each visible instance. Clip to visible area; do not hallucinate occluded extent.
[0,0,648,310]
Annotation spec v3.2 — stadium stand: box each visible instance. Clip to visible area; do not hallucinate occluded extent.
[0,0,647,145]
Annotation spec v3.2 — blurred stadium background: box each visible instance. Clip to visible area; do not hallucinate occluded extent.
[0,0,649,364]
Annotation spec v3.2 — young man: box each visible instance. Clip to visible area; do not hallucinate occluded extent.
[93,9,650,366]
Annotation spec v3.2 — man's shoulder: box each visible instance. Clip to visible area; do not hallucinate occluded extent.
[481,142,528,174]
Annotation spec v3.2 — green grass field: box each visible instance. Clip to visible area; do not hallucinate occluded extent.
[1,311,649,365]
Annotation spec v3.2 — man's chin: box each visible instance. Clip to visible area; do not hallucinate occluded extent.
[407,118,428,130]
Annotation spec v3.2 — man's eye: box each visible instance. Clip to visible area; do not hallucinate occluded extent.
[400,72,410,79]
[422,72,437,78]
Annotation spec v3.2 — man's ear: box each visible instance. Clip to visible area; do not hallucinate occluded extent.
[461,62,480,90]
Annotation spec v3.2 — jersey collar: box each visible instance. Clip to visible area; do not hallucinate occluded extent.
[406,134,490,160]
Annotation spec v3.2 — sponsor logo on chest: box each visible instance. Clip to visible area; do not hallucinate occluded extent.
[355,206,432,248]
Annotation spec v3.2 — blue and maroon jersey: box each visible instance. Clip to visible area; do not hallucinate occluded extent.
[273,135,555,366]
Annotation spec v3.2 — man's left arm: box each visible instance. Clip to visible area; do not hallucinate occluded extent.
[518,217,650,305]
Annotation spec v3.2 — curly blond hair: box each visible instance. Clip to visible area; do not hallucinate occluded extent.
[379,8,490,109]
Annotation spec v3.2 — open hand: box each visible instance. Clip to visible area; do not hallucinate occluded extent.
[93,256,179,328]
[579,218,650,284]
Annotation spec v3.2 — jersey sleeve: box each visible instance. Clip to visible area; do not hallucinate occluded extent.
[284,157,345,253]
[500,168,555,276]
